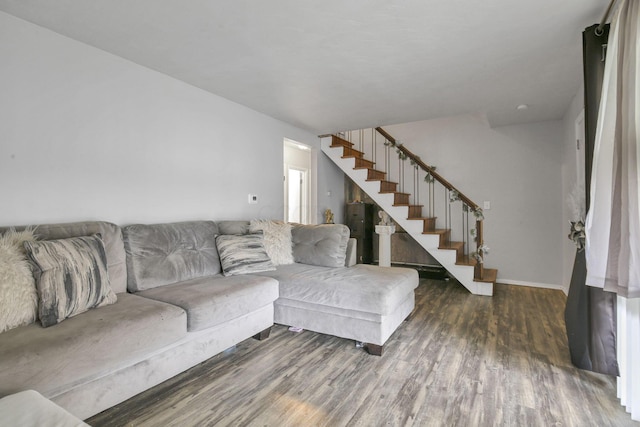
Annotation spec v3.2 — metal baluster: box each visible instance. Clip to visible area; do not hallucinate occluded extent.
[414,165,419,206]
[448,197,452,247]
[444,188,448,245]
[462,204,468,261]
[372,128,376,165]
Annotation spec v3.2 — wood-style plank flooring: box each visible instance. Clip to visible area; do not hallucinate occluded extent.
[88,279,636,426]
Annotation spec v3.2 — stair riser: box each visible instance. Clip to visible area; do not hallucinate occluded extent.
[367,170,386,180]
[342,147,364,158]
[331,135,353,148]
[408,206,422,218]
[380,182,397,192]
[439,231,450,247]
[354,158,375,169]
[423,218,436,232]
[394,194,410,205]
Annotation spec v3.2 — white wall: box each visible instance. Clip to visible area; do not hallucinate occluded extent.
[561,90,586,292]
[385,114,565,287]
[0,12,344,226]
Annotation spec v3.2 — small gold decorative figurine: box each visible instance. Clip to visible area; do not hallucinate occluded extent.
[324,209,334,224]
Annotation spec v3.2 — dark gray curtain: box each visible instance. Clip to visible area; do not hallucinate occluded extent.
[564,24,618,376]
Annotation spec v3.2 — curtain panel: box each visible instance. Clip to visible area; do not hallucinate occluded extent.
[585,0,640,298]
[585,0,640,420]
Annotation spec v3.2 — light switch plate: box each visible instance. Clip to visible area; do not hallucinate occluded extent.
[483,201,491,210]
[248,194,258,204]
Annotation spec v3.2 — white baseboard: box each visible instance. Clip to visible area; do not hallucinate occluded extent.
[498,279,568,295]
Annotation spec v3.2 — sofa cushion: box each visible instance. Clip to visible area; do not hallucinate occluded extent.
[291,224,350,268]
[123,221,220,292]
[216,220,251,236]
[136,274,279,332]
[256,263,418,315]
[0,222,128,294]
[0,293,186,398]
[24,235,117,327]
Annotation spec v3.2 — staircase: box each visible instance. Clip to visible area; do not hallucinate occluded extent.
[321,128,497,296]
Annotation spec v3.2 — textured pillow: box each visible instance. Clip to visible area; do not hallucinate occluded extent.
[24,234,117,328]
[0,228,38,333]
[215,234,276,276]
[249,219,294,265]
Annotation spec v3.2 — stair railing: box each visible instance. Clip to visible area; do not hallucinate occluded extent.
[340,127,487,280]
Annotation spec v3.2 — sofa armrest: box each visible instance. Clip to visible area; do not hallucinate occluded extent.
[345,238,357,267]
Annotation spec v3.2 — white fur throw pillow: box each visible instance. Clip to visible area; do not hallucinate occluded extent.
[249,220,294,266]
[0,228,38,333]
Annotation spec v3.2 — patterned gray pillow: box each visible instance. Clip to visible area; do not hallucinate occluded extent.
[215,234,276,276]
[24,234,117,327]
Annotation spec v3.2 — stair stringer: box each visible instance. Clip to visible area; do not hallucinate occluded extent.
[321,137,493,296]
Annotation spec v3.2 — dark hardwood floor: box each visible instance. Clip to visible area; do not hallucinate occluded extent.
[88,279,636,426]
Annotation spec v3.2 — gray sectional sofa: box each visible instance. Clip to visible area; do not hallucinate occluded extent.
[0,219,418,420]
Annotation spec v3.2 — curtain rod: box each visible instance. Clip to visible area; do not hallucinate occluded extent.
[595,0,619,35]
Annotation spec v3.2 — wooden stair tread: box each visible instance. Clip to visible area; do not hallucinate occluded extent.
[407,216,437,221]
[440,241,464,251]
[330,135,353,147]
[342,147,365,157]
[423,228,449,236]
[476,268,498,283]
[393,203,423,207]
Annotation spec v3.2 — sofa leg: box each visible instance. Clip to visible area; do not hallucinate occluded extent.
[253,327,271,341]
[365,343,384,356]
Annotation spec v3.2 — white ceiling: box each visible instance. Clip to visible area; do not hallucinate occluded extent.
[0,0,605,134]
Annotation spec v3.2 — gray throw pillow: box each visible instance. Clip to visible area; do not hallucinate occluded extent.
[291,224,350,268]
[215,234,276,276]
[24,234,117,327]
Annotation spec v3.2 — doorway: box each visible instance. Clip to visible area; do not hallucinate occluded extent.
[284,139,314,224]
[286,167,307,223]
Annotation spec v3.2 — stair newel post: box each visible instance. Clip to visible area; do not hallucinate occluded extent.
[475,220,484,280]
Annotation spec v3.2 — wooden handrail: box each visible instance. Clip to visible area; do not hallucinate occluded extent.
[375,127,480,211]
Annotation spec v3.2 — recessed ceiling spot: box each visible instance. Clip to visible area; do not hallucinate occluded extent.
[517,104,529,111]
